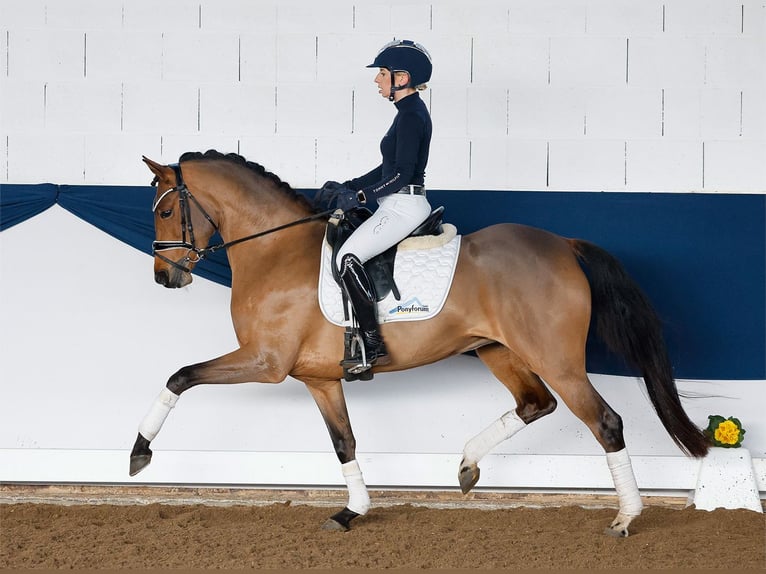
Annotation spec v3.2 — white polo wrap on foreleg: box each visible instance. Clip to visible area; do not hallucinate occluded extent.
[341,460,371,515]
[138,388,179,441]
[606,448,644,516]
[462,410,527,465]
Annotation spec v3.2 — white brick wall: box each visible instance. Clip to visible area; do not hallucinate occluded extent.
[629,37,707,87]
[508,87,586,139]
[45,82,122,133]
[162,32,240,82]
[121,0,200,31]
[585,0,663,36]
[240,34,278,84]
[584,88,660,139]
[276,84,351,136]
[86,31,163,81]
[471,35,550,87]
[626,139,703,190]
[550,36,627,87]
[121,81,198,133]
[8,29,85,81]
[199,84,276,135]
[45,0,124,30]
[1,0,764,191]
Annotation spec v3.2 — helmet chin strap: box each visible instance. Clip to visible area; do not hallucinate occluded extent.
[388,70,410,101]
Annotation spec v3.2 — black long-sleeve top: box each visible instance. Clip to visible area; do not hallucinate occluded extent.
[347,92,432,199]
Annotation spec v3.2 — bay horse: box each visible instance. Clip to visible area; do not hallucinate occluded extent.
[131,150,709,537]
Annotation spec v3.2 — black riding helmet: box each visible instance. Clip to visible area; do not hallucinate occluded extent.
[367,39,432,101]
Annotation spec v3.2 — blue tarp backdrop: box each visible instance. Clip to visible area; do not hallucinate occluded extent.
[1,183,764,380]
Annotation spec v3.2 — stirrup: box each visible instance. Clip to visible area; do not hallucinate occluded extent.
[340,332,375,375]
[340,330,389,377]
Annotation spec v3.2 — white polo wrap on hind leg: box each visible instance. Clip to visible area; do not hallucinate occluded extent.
[341,460,371,515]
[463,410,527,464]
[138,388,179,441]
[606,448,644,516]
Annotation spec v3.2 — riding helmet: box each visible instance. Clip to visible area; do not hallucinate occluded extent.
[367,39,432,88]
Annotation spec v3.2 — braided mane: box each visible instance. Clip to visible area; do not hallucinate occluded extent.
[178,149,318,212]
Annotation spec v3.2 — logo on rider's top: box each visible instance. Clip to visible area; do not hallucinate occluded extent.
[388,297,430,315]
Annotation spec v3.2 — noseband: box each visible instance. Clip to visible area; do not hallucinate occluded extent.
[152,163,334,275]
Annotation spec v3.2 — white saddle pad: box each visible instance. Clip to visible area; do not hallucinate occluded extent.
[318,224,461,326]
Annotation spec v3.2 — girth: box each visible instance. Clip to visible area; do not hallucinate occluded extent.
[326,205,445,302]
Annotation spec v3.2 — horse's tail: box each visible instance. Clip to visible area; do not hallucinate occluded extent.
[570,239,709,458]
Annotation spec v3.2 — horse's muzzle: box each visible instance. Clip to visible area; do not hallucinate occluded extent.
[155,269,190,289]
[155,270,171,287]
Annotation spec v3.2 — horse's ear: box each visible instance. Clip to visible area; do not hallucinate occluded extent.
[142,156,173,181]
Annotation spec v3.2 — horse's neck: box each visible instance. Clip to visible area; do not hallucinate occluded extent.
[216,182,306,245]
[218,194,323,286]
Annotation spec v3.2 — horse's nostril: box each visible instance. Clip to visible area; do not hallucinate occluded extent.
[155,270,169,286]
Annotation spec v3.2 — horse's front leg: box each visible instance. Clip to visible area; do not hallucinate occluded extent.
[129,348,288,476]
[305,379,370,531]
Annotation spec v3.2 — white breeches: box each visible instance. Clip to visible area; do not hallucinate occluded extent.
[335,193,432,267]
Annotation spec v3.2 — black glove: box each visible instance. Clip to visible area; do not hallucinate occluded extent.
[335,188,362,211]
[315,180,345,206]
[321,180,344,193]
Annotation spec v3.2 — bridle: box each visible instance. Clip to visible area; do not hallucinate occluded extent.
[151,164,216,274]
[152,163,334,275]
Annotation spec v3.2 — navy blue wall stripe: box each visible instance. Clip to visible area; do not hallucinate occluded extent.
[1,183,763,380]
[427,190,765,381]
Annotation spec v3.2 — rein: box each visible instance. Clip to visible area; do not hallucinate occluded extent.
[204,210,334,254]
[152,163,333,274]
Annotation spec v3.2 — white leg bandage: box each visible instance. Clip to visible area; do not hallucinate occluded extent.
[138,388,179,441]
[606,448,644,517]
[463,410,527,465]
[341,460,371,515]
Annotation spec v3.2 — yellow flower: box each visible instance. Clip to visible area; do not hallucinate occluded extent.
[714,420,740,445]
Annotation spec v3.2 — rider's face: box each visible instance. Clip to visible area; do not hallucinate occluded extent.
[374,68,392,98]
[374,68,409,99]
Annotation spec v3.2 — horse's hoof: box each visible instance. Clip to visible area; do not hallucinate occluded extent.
[129,454,152,476]
[604,525,629,538]
[604,513,633,537]
[458,461,480,494]
[322,507,358,532]
[129,433,153,476]
[321,518,349,532]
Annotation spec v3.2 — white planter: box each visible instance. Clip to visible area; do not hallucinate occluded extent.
[690,448,762,513]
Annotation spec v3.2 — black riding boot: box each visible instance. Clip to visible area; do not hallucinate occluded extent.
[339,254,390,371]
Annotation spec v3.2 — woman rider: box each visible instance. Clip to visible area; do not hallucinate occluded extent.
[323,39,434,374]
[322,40,432,373]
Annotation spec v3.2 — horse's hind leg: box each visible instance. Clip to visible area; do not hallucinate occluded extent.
[542,370,643,537]
[460,344,558,493]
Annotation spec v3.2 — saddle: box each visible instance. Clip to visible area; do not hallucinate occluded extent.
[325,205,446,302]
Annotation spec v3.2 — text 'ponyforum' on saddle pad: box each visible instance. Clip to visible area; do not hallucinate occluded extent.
[318,225,461,326]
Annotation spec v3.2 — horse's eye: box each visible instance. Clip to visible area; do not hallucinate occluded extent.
[160,209,173,219]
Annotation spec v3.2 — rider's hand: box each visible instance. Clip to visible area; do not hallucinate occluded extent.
[336,188,363,211]
[321,180,344,193]
[315,180,344,206]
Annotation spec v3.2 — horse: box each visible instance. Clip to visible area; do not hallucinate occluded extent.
[130,150,709,537]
